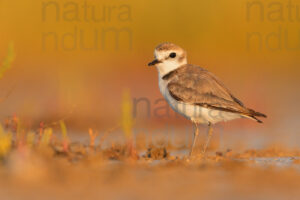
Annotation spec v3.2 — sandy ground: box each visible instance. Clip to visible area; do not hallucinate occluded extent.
[1,140,300,200]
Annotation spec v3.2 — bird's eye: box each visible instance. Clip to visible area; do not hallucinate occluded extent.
[169,52,176,58]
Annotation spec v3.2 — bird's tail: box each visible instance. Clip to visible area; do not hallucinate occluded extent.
[243,108,267,123]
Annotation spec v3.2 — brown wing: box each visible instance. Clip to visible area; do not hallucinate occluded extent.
[166,65,252,115]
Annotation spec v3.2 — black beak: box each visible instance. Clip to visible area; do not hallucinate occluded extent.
[148,59,161,66]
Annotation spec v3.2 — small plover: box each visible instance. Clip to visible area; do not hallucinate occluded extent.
[148,42,267,156]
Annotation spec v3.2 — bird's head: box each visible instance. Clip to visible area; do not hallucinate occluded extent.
[148,42,187,76]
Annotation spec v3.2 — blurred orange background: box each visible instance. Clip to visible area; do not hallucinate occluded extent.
[0,0,299,143]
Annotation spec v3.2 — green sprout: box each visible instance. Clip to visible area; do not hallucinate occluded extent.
[0,42,15,79]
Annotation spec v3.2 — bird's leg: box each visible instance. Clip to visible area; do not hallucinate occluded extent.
[202,123,213,154]
[190,123,199,157]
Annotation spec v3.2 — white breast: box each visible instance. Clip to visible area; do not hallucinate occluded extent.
[158,77,242,124]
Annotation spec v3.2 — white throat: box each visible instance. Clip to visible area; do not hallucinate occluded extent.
[156,61,186,78]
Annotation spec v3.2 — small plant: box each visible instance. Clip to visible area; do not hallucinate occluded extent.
[59,120,69,152]
[88,128,98,148]
[121,89,133,139]
[0,42,15,79]
[40,128,53,147]
[121,89,138,160]
[0,124,12,158]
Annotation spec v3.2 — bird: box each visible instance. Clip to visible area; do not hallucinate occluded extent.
[148,42,267,156]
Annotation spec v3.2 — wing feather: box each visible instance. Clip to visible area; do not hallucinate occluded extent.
[167,65,250,115]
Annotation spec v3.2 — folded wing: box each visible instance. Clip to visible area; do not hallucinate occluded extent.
[166,64,266,121]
